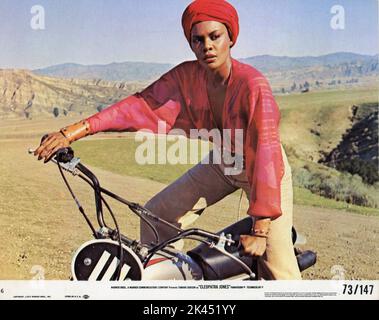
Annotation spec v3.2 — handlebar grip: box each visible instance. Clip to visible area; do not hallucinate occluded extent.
[55,147,74,163]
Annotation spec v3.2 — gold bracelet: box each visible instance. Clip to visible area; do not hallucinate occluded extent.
[60,120,90,143]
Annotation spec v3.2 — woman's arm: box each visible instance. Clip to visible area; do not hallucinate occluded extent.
[240,76,283,257]
[244,76,284,219]
[86,66,182,134]
[34,65,183,162]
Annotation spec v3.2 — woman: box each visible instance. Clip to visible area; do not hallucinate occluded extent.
[34,0,301,280]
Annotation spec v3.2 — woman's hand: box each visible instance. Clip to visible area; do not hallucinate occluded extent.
[239,217,271,257]
[34,132,70,163]
[239,234,267,257]
[33,120,91,163]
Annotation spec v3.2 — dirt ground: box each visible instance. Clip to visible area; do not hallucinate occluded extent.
[0,118,378,280]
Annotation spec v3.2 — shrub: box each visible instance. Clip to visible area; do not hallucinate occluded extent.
[336,158,379,185]
[292,166,379,208]
[53,107,59,117]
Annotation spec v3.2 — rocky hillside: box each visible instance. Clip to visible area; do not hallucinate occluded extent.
[320,103,378,183]
[0,69,146,119]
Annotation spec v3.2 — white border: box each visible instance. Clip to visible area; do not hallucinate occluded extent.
[0,280,378,300]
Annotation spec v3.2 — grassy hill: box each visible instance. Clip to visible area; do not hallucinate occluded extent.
[71,137,378,216]
[277,87,378,163]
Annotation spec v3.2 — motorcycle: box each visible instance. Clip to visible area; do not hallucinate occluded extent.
[29,146,316,281]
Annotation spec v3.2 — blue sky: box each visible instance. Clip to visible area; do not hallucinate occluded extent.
[0,0,378,69]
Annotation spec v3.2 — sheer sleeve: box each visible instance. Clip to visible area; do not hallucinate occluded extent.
[86,65,183,134]
[244,77,284,219]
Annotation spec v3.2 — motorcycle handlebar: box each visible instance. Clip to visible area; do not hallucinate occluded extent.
[30,146,237,249]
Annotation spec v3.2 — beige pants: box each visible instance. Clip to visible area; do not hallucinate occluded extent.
[140,145,301,280]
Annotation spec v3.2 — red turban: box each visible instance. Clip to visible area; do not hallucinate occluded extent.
[181,0,239,47]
